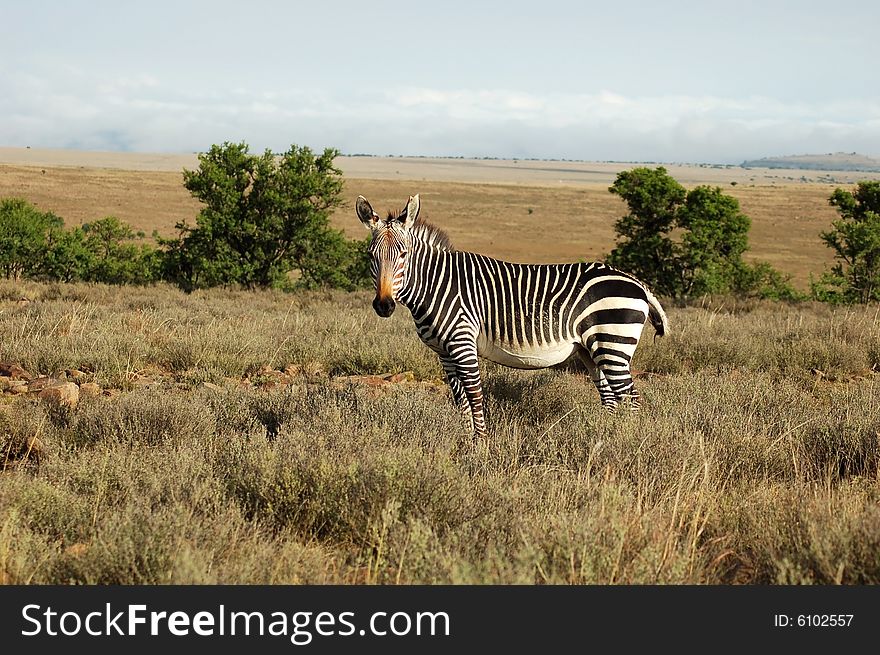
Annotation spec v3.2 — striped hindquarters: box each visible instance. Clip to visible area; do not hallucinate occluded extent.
[467,259,652,350]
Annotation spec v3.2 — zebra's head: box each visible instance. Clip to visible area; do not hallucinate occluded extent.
[357,194,420,318]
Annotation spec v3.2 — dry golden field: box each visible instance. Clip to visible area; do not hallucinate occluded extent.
[3,147,880,289]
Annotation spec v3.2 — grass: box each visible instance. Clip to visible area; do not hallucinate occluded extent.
[1,281,880,584]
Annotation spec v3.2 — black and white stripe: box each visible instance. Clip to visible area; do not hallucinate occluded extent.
[357,194,669,438]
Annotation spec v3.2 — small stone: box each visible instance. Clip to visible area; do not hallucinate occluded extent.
[66,369,88,382]
[23,436,44,460]
[9,381,29,395]
[38,382,80,409]
[64,543,89,558]
[389,371,414,383]
[0,362,31,380]
[1,435,44,469]
[28,376,58,393]
[78,382,102,397]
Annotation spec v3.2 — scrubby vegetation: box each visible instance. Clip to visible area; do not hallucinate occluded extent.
[2,282,879,584]
[606,167,798,300]
[0,142,371,293]
[812,181,880,303]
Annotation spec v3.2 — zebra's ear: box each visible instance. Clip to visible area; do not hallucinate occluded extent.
[356,195,379,230]
[400,194,420,229]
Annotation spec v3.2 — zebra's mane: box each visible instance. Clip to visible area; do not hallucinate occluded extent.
[386,210,454,252]
[413,219,454,252]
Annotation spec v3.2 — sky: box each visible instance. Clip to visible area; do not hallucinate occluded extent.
[2,0,878,163]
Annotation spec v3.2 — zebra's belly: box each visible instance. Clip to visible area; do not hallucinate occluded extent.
[476,335,578,370]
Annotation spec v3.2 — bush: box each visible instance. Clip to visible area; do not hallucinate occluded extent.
[0,198,64,280]
[606,167,684,297]
[607,167,794,299]
[732,261,802,301]
[161,141,370,292]
[43,227,94,282]
[80,217,162,285]
[812,181,880,303]
[0,199,160,286]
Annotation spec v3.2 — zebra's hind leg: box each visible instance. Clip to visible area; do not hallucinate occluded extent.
[581,336,642,412]
[600,364,640,412]
[575,348,619,413]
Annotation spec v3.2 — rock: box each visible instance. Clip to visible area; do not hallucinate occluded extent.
[65,369,88,382]
[78,382,102,397]
[1,435,43,469]
[389,371,415,383]
[200,381,224,393]
[0,362,31,380]
[64,542,90,558]
[303,362,326,377]
[333,372,417,387]
[23,436,44,460]
[8,381,29,395]
[27,376,58,393]
[37,382,80,409]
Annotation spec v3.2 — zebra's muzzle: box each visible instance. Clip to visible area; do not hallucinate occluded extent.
[373,296,396,318]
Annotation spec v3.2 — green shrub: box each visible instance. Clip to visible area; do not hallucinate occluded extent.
[81,216,162,285]
[812,181,880,303]
[0,200,160,286]
[607,167,793,299]
[0,198,64,280]
[161,141,370,292]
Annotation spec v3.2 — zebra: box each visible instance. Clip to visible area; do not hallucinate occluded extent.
[357,193,669,438]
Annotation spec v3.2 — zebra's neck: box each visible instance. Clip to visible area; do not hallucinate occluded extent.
[397,237,453,313]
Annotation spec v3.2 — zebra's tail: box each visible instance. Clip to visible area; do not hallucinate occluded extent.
[644,287,669,339]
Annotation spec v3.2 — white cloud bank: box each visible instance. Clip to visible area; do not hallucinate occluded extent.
[2,68,878,164]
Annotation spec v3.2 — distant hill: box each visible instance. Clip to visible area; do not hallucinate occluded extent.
[741,152,880,172]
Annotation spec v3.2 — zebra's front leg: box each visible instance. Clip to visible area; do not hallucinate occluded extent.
[444,340,487,439]
[439,355,474,435]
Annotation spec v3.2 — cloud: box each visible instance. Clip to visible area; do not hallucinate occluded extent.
[1,67,878,164]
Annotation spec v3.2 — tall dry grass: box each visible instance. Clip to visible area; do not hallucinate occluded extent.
[1,281,879,584]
